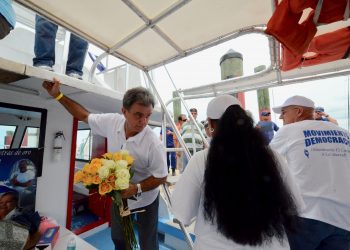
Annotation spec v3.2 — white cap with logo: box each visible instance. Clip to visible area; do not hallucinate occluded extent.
[207,95,241,119]
[272,95,315,114]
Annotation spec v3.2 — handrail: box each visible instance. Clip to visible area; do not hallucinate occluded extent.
[145,71,194,249]
[163,65,209,150]
[161,183,194,249]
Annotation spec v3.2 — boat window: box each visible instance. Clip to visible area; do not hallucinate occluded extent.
[75,129,92,161]
[0,102,47,177]
[0,125,17,149]
[0,103,46,149]
[20,127,40,148]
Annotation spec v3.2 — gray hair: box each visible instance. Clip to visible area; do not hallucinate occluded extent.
[123,87,155,110]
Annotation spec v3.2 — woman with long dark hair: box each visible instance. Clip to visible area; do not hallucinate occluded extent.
[172,95,303,249]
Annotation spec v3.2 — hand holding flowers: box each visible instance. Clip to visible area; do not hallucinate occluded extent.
[74,150,137,249]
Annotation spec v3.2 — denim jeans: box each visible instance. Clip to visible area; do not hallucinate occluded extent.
[111,194,160,250]
[166,151,176,171]
[33,15,88,76]
[287,217,350,250]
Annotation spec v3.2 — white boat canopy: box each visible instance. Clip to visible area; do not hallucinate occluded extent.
[13,0,350,95]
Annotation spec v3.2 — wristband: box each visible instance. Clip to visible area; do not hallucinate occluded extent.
[136,183,142,196]
[55,92,64,101]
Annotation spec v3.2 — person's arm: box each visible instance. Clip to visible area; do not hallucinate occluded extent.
[325,114,338,125]
[121,176,167,199]
[10,174,18,186]
[122,138,168,198]
[172,151,204,224]
[13,179,32,187]
[42,78,90,123]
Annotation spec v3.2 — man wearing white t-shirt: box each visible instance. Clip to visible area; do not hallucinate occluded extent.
[42,78,168,250]
[270,95,350,249]
[10,160,35,188]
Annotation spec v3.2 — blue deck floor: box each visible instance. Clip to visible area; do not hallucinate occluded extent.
[84,227,176,250]
[71,210,100,231]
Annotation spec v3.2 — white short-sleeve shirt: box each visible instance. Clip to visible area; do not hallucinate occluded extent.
[270,120,350,231]
[171,149,300,250]
[11,170,35,183]
[88,113,168,209]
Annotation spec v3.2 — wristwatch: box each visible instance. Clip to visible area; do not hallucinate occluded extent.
[136,183,142,197]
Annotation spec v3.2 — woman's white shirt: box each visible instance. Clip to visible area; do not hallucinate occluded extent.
[171,149,302,250]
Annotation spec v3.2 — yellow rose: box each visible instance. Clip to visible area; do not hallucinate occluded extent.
[91,160,102,168]
[98,166,110,179]
[125,155,134,166]
[102,152,113,160]
[90,164,100,175]
[83,175,93,186]
[91,158,102,165]
[74,170,84,184]
[82,163,91,173]
[120,150,129,160]
[112,152,122,161]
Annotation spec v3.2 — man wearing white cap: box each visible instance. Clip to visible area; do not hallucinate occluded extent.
[270,95,350,249]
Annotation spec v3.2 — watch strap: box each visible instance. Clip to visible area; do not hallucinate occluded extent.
[136,183,142,195]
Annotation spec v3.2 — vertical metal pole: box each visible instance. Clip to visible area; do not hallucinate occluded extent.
[347,76,350,131]
[145,71,192,161]
[161,183,194,249]
[163,65,209,149]
[61,29,71,74]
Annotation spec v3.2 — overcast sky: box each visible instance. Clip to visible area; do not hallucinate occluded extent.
[151,34,350,131]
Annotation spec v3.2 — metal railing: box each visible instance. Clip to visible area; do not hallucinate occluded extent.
[145,71,195,249]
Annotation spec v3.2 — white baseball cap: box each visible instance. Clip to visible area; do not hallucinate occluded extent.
[207,95,241,119]
[272,95,315,114]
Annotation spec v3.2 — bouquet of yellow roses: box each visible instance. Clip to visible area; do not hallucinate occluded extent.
[74,150,137,250]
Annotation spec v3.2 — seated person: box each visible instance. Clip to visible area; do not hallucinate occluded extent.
[10,159,35,197]
[10,160,35,189]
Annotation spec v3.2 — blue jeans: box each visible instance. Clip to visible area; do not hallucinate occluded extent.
[111,194,160,250]
[166,151,176,171]
[287,217,350,250]
[33,15,88,76]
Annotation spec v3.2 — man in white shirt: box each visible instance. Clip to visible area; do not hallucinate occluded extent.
[270,95,350,249]
[180,108,205,171]
[10,160,35,189]
[42,78,168,250]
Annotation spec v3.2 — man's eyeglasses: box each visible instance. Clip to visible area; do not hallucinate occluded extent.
[181,119,187,122]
